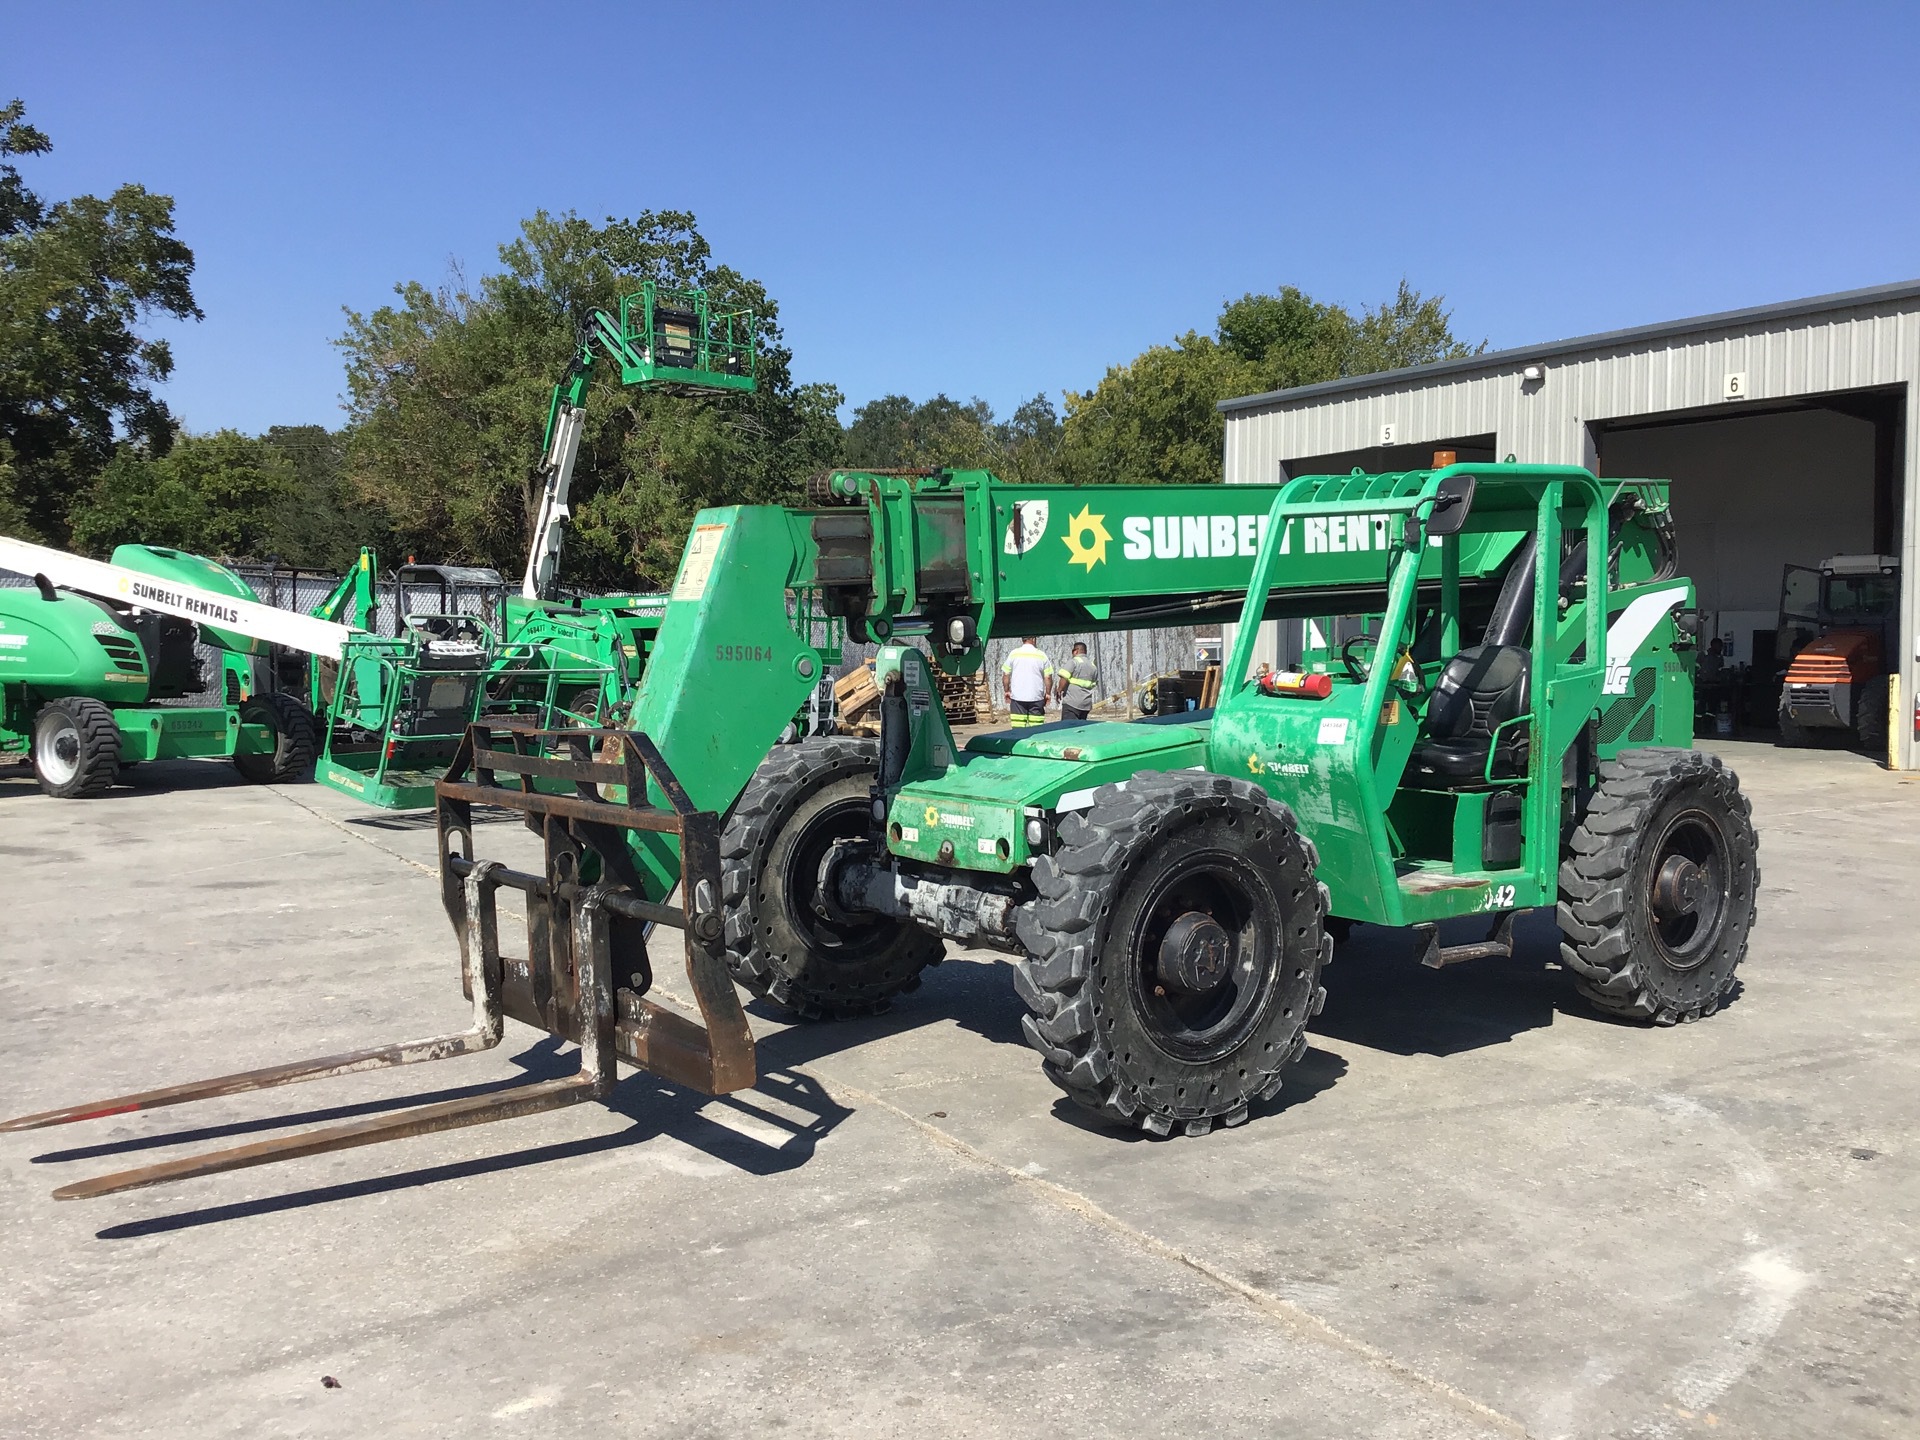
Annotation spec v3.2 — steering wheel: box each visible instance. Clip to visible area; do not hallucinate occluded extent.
[1341,633,1428,698]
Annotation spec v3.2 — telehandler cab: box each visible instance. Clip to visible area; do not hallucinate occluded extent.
[9,463,1760,1194]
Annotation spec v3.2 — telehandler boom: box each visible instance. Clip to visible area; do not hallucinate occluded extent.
[9,463,1759,1192]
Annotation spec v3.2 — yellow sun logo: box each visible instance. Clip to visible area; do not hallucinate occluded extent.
[1062,506,1111,570]
[924,804,940,826]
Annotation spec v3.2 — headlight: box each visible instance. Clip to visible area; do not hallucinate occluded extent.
[1025,817,1047,848]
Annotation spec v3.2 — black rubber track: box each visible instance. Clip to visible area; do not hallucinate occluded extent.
[33,696,121,798]
[1558,746,1759,1024]
[720,737,943,1019]
[1013,769,1331,1137]
[233,691,319,784]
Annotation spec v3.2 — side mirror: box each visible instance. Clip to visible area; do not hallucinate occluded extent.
[1424,475,1476,538]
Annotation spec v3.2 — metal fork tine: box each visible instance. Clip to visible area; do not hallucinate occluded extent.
[44,884,621,1202]
[0,1027,501,1133]
[51,1074,600,1200]
[2,861,508,1135]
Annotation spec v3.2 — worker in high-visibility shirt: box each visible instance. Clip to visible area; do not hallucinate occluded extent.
[1001,636,1055,727]
[1056,640,1098,721]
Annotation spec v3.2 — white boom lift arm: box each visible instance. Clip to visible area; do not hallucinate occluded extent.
[519,400,586,602]
[0,536,356,661]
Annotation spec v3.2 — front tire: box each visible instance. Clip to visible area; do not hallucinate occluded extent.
[32,697,120,798]
[1015,771,1329,1137]
[1775,692,1813,747]
[1558,747,1759,1024]
[721,738,944,1018]
[233,692,318,784]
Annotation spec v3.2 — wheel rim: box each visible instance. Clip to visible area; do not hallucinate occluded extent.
[776,792,898,961]
[35,714,81,786]
[1126,850,1276,1062]
[1645,806,1730,969]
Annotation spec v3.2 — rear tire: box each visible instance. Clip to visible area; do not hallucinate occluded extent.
[233,692,318,784]
[1015,771,1329,1137]
[1558,747,1758,1024]
[31,697,120,798]
[721,738,944,1018]
[1856,675,1890,762]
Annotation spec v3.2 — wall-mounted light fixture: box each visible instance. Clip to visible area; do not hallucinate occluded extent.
[1521,365,1545,385]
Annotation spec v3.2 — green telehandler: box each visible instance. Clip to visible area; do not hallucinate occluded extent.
[9,462,1761,1195]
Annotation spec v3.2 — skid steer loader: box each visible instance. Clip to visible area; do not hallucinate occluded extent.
[8,463,1759,1194]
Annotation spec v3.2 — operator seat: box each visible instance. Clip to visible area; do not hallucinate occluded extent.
[1404,644,1531,787]
[1405,531,1538,790]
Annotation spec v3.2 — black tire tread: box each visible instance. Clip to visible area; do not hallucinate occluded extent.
[720,737,943,1019]
[33,696,121,798]
[1557,746,1758,1025]
[1014,769,1330,1137]
[235,691,318,784]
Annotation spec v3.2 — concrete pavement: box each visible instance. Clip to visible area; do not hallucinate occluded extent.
[1,740,1915,1438]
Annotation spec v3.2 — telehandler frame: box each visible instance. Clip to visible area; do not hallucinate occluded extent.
[9,463,1759,1190]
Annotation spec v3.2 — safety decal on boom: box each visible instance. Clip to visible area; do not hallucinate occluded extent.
[671,524,727,602]
[1603,585,1690,695]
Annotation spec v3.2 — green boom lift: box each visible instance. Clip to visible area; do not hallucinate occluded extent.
[0,541,324,796]
[10,463,1762,1194]
[494,280,763,727]
[301,279,767,807]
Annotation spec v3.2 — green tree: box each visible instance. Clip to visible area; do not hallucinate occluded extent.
[339,210,843,589]
[261,424,392,569]
[0,100,201,542]
[68,429,295,558]
[840,391,1064,484]
[1061,282,1477,486]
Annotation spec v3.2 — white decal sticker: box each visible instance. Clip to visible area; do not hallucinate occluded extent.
[1603,585,1690,694]
[1003,499,1050,555]
[671,524,727,602]
[976,837,997,855]
[0,633,27,648]
[899,826,919,842]
[1316,716,1350,745]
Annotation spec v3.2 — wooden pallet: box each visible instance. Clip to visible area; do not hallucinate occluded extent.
[834,660,881,737]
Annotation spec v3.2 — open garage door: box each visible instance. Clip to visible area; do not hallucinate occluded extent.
[1593,388,1904,751]
[1278,432,1498,480]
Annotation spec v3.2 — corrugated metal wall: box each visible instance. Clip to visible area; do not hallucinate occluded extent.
[1223,294,1920,769]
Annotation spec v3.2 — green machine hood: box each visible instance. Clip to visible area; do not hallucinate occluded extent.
[888,716,1212,876]
[109,544,267,655]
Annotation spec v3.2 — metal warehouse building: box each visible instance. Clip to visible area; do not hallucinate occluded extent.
[1219,280,1919,770]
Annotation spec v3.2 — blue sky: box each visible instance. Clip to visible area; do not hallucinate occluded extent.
[9,2,1920,435]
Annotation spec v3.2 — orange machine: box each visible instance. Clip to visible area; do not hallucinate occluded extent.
[1777,554,1900,754]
